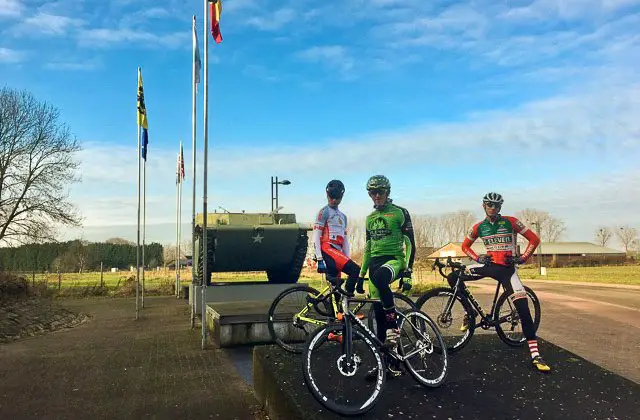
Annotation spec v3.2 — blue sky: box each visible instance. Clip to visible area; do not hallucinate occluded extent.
[1,0,639,247]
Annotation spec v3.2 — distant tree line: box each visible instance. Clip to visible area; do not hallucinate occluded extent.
[0,238,164,273]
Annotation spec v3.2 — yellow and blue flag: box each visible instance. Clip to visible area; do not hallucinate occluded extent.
[137,68,149,159]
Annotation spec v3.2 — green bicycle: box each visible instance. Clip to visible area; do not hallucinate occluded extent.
[267,275,416,353]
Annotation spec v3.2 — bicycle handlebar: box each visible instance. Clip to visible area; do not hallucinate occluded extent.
[432,256,467,278]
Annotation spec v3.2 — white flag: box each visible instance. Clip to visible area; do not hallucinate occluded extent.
[193,16,202,85]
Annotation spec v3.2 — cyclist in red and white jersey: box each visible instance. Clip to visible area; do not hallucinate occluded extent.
[460,192,551,373]
[313,180,362,290]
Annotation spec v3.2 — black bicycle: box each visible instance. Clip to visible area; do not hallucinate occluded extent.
[267,274,416,353]
[302,280,448,416]
[415,256,541,353]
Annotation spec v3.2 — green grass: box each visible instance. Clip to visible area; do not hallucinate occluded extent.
[11,264,639,298]
[517,265,640,285]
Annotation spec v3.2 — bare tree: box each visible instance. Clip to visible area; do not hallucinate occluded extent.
[515,209,566,242]
[616,225,638,254]
[0,87,81,245]
[594,227,613,247]
[346,217,366,256]
[440,210,476,243]
[412,214,441,248]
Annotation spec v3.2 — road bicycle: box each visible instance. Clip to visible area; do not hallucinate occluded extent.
[267,274,416,353]
[302,280,448,416]
[415,256,541,353]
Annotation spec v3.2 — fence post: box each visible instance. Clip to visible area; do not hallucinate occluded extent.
[100,262,104,288]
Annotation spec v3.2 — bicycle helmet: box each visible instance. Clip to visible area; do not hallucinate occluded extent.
[326,179,345,199]
[483,192,504,205]
[366,175,391,192]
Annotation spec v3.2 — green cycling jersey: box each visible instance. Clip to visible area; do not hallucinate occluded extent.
[359,201,416,277]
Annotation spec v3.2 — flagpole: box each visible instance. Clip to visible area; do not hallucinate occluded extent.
[142,157,146,308]
[176,151,180,298]
[178,142,183,299]
[201,0,210,350]
[136,69,142,321]
[190,15,199,329]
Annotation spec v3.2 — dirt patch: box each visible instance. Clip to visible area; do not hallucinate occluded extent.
[0,274,88,343]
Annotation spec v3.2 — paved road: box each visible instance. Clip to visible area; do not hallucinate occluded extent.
[465,279,640,384]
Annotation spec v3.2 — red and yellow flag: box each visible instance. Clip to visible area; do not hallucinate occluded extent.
[210,0,222,44]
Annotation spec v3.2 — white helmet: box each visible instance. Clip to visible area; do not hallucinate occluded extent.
[483,192,504,205]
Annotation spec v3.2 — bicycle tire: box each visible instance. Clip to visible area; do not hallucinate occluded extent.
[494,286,541,347]
[267,285,330,353]
[415,287,476,353]
[302,323,385,416]
[366,292,417,334]
[398,309,448,387]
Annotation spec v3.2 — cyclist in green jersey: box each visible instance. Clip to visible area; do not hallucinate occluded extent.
[346,175,415,378]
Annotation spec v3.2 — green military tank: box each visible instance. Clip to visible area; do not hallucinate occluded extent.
[193,211,311,285]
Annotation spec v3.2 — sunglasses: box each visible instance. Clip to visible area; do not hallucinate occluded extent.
[328,192,343,200]
[484,202,501,209]
[368,189,387,196]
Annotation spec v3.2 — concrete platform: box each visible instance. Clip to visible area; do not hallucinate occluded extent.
[189,281,308,314]
[253,335,640,420]
[205,299,326,348]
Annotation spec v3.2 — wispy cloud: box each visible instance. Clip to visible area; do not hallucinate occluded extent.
[0,0,23,18]
[246,8,296,30]
[77,28,188,49]
[294,45,356,78]
[44,57,102,71]
[11,12,85,36]
[0,46,24,63]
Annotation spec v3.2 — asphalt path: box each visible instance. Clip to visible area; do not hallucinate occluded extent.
[469,279,640,384]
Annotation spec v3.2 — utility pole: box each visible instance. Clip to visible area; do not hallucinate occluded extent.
[535,220,543,275]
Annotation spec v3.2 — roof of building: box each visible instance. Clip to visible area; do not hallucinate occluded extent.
[427,241,625,258]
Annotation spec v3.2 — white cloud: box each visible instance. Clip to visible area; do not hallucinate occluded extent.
[0,46,24,62]
[44,58,101,71]
[0,0,23,18]
[66,73,640,243]
[13,12,85,36]
[246,8,296,30]
[77,28,188,49]
[294,45,356,77]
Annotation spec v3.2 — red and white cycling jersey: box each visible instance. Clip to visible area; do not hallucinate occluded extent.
[313,205,349,260]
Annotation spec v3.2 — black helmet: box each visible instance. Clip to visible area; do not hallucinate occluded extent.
[483,192,504,205]
[326,180,345,199]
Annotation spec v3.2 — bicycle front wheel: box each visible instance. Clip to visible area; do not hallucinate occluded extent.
[415,287,475,353]
[267,285,331,353]
[494,286,541,347]
[398,310,448,387]
[303,323,385,416]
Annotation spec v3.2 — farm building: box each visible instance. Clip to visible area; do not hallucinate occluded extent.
[426,242,627,267]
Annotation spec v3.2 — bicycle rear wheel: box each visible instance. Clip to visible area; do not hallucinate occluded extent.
[398,310,448,387]
[367,292,417,334]
[303,323,385,416]
[494,286,541,347]
[415,287,475,353]
[267,285,331,353]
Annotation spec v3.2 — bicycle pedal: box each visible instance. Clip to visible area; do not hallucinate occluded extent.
[327,332,343,343]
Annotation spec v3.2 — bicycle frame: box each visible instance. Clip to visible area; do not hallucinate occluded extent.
[445,267,522,330]
[294,283,368,327]
[337,294,431,364]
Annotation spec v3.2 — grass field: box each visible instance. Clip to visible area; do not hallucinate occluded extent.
[517,265,640,285]
[9,264,639,298]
